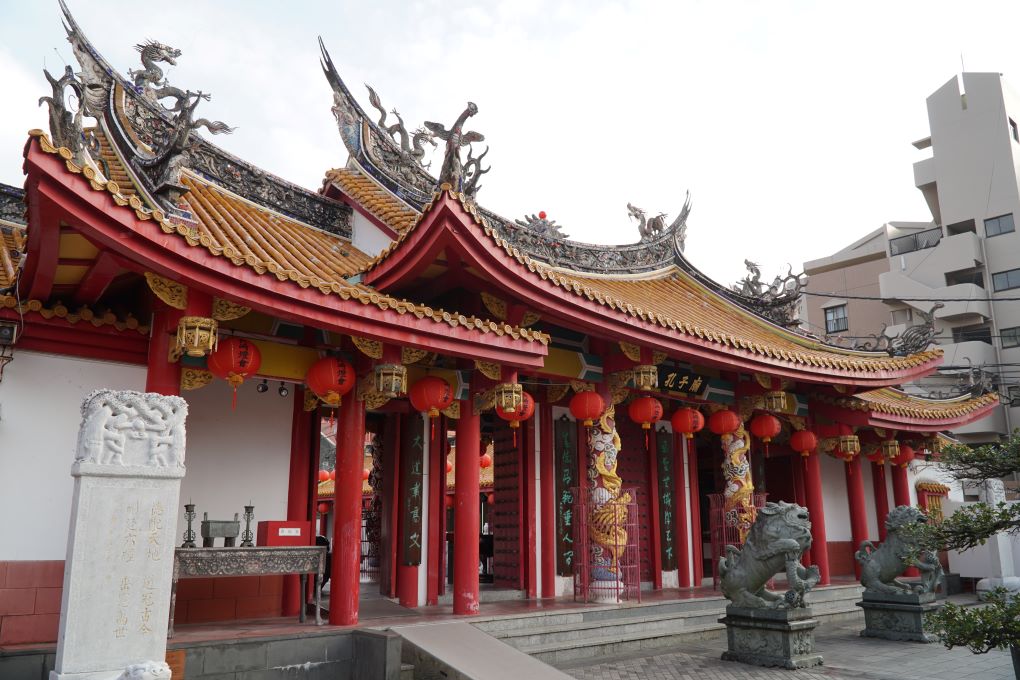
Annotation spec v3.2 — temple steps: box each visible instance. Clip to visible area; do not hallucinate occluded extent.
[473,584,864,665]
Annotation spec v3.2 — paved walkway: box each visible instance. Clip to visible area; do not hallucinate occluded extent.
[559,620,1015,680]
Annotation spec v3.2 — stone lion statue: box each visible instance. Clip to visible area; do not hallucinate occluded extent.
[856,505,942,595]
[116,661,172,680]
[719,501,820,609]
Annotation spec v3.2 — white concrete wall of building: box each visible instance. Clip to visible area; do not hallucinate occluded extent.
[819,454,851,541]
[0,351,146,561]
[351,210,395,257]
[175,377,294,542]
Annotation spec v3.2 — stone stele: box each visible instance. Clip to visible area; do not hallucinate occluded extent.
[50,390,187,680]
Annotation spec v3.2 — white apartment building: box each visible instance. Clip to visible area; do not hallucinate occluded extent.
[804,72,1020,445]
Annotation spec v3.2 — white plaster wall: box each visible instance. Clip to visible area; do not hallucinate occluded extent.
[0,351,146,560]
[175,378,294,541]
[351,210,395,258]
[819,455,851,541]
[859,461,879,539]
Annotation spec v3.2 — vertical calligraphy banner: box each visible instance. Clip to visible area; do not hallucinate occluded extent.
[400,414,425,566]
[554,415,577,576]
[656,428,677,571]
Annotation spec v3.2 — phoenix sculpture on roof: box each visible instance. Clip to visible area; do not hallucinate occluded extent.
[425,103,485,196]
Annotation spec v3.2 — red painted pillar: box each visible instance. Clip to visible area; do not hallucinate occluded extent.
[283,387,313,616]
[539,403,556,598]
[523,416,538,599]
[427,416,444,605]
[453,397,481,614]
[792,455,810,566]
[872,462,889,541]
[381,413,401,598]
[146,293,212,395]
[687,439,704,587]
[396,414,418,608]
[329,394,366,626]
[891,464,911,508]
[802,454,830,585]
[674,434,691,589]
[844,456,868,578]
[647,429,663,590]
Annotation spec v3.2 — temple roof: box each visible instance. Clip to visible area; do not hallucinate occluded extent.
[361,186,944,384]
[847,388,999,422]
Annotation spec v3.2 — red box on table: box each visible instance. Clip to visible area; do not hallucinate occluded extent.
[256,520,312,547]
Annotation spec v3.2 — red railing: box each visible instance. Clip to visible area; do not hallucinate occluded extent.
[572,486,641,603]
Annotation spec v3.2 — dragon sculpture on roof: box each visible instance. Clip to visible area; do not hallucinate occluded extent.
[854,303,944,356]
[728,260,806,329]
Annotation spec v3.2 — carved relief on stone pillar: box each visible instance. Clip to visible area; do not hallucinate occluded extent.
[74,389,188,471]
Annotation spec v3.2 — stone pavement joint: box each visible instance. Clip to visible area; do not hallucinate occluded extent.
[558,620,1015,680]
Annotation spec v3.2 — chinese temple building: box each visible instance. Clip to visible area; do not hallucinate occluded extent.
[0,2,1000,648]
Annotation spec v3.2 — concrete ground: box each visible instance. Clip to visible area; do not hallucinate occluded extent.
[558,619,1015,680]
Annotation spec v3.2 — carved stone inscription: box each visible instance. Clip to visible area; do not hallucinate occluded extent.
[52,391,187,680]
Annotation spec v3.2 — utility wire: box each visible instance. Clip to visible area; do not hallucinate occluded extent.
[802,290,1020,302]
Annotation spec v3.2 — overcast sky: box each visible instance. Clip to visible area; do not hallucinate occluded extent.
[3,1,1020,283]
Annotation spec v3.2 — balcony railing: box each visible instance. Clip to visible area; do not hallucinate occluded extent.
[889,227,943,256]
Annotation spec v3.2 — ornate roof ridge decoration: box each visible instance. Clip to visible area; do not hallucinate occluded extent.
[852,303,944,356]
[723,260,806,329]
[28,131,549,347]
[57,1,351,236]
[817,387,999,420]
[0,183,26,225]
[0,294,149,334]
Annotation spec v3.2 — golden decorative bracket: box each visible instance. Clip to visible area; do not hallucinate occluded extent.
[144,272,187,310]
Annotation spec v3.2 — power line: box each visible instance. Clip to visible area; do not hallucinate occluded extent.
[802,290,1020,302]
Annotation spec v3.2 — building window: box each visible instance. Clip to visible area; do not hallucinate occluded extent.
[825,305,849,333]
[890,308,913,326]
[952,324,992,345]
[1003,326,1020,349]
[1011,118,1019,142]
[992,267,1020,291]
[985,213,1015,237]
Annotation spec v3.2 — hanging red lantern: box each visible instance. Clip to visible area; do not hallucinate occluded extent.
[497,391,535,446]
[789,429,818,457]
[207,336,262,409]
[671,407,705,440]
[569,391,605,426]
[749,414,782,443]
[306,356,355,408]
[708,409,741,435]
[892,444,915,468]
[362,468,370,481]
[497,391,535,429]
[487,493,495,505]
[480,453,493,468]
[318,469,330,482]
[409,376,454,417]
[444,495,455,509]
[628,396,664,430]
[446,460,453,474]
[865,447,886,464]
[329,470,336,481]
[317,502,330,514]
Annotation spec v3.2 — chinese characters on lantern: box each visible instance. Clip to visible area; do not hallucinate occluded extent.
[554,416,577,575]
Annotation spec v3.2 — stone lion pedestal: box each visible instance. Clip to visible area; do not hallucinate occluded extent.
[857,591,941,642]
[719,606,822,669]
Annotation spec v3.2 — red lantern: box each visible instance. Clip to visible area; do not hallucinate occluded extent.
[497,391,535,429]
[865,447,886,464]
[789,430,818,457]
[628,396,663,430]
[362,468,370,481]
[569,391,605,426]
[487,493,495,505]
[892,444,915,468]
[446,460,453,474]
[330,470,336,481]
[749,414,782,443]
[318,469,330,482]
[409,376,454,417]
[317,502,330,514]
[708,409,741,435]
[671,407,705,440]
[444,495,455,509]
[480,453,493,468]
[306,356,355,407]
[207,337,262,409]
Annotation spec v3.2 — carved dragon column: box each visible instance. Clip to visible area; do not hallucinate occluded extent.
[720,421,756,544]
[582,373,632,602]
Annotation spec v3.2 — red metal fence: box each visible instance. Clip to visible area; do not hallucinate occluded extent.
[572,486,641,603]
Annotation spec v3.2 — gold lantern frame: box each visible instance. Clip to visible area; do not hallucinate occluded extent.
[494,382,523,414]
[838,434,861,456]
[374,363,407,398]
[175,316,218,358]
[763,390,788,412]
[632,364,658,391]
[881,439,900,461]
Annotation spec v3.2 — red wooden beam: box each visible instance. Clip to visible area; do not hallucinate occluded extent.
[72,250,121,305]
[21,175,60,301]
